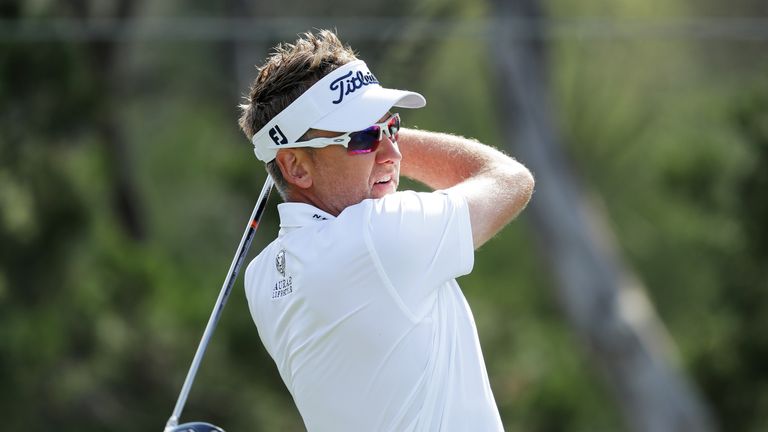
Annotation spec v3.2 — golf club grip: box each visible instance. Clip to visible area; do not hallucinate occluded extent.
[165,175,275,431]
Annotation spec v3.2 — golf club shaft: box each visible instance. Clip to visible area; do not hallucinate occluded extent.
[165,175,275,431]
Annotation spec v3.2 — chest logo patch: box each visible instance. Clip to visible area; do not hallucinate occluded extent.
[276,249,286,277]
[272,249,293,300]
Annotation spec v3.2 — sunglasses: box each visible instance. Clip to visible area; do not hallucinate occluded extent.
[295,113,401,155]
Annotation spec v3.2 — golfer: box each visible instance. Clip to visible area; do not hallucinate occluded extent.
[239,30,534,431]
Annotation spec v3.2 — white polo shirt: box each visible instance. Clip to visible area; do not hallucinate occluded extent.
[244,190,503,431]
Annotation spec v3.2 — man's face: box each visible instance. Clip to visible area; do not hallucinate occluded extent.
[305,122,402,215]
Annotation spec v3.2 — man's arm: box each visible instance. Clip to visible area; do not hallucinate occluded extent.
[398,128,534,249]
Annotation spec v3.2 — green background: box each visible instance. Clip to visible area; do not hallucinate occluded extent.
[1,0,767,430]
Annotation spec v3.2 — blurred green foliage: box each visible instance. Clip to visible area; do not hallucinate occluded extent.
[1,0,767,430]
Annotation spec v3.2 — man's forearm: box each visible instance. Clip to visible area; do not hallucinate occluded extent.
[397,128,534,248]
[398,128,520,190]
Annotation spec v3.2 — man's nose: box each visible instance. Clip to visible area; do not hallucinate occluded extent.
[375,135,402,164]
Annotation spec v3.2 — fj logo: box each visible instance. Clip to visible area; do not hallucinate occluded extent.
[268,125,288,145]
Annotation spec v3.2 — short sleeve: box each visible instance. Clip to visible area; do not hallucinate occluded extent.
[362,190,474,318]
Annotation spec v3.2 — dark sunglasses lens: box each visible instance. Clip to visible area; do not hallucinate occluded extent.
[387,115,400,138]
[347,126,381,154]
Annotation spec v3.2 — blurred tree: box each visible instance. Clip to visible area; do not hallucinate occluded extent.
[0,1,91,428]
[488,0,717,431]
[67,0,146,241]
[0,1,183,430]
[693,82,768,432]
[3,0,767,430]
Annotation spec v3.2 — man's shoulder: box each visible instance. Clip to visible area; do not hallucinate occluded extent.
[245,239,282,280]
[354,189,470,248]
[363,190,464,219]
[350,190,454,212]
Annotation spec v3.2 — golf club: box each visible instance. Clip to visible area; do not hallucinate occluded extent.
[163,175,275,432]
[167,422,225,432]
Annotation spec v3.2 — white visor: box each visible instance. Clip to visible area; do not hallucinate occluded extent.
[251,60,426,162]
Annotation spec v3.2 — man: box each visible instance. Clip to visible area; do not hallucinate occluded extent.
[238,30,534,431]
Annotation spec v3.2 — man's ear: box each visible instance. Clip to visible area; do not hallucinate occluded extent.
[275,149,313,189]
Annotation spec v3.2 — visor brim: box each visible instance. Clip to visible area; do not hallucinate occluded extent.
[311,87,425,133]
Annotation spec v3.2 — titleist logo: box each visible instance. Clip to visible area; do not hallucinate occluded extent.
[329,70,379,104]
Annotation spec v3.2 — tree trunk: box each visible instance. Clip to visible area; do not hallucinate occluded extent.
[68,0,146,241]
[487,1,717,431]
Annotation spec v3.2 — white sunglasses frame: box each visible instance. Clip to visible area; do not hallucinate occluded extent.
[277,113,401,153]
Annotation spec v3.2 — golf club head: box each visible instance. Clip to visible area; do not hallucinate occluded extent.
[167,421,225,432]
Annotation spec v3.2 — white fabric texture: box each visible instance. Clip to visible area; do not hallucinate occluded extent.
[244,190,503,431]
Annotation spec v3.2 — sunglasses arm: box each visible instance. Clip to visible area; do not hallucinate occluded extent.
[267,134,352,151]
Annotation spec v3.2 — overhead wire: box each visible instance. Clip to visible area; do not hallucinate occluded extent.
[1,17,768,42]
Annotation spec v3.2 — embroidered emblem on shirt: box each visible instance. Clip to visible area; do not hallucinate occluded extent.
[276,249,286,277]
[272,276,293,300]
[272,249,293,300]
[312,214,328,220]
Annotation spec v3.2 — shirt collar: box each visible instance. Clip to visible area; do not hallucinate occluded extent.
[277,202,336,230]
